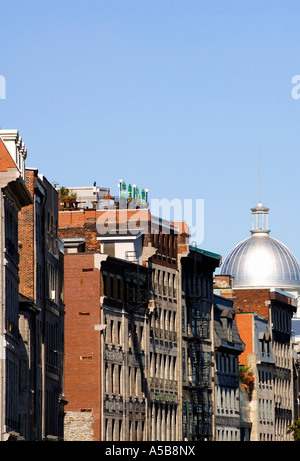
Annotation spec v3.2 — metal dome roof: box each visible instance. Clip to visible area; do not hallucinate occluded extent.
[220,202,300,289]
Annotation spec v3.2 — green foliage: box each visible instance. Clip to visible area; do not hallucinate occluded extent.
[287,419,300,441]
[59,187,77,200]
[239,365,255,390]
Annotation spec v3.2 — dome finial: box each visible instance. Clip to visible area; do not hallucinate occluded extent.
[250,202,270,234]
[250,150,270,234]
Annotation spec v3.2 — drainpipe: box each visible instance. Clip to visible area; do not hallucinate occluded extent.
[1,192,6,441]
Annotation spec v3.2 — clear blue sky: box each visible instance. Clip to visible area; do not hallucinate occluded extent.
[1,0,300,264]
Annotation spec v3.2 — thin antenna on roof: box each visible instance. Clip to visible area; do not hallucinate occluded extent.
[258,150,261,204]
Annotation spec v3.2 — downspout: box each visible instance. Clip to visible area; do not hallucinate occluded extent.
[94,254,108,441]
[33,182,37,439]
[210,298,216,441]
[41,187,47,440]
[1,192,6,441]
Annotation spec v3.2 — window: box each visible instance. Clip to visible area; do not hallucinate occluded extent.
[110,320,114,343]
[103,242,115,257]
[227,318,233,342]
[117,321,121,344]
[182,348,186,381]
[117,277,121,300]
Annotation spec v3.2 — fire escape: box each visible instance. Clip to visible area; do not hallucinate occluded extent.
[185,251,213,441]
[186,295,212,441]
[124,264,151,314]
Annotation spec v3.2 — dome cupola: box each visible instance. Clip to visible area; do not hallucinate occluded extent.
[220,202,300,290]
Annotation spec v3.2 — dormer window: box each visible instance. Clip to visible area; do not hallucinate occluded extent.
[259,332,271,355]
[220,308,235,342]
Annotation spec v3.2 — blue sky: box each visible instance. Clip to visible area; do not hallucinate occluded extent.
[1,0,300,264]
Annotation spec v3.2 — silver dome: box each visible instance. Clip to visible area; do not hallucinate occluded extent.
[220,203,300,289]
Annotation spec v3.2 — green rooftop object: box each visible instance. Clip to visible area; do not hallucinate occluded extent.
[189,245,221,261]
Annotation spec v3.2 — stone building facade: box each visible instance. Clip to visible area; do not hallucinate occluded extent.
[218,201,300,441]
[236,312,275,441]
[234,288,296,441]
[101,255,151,441]
[213,293,245,441]
[179,246,221,441]
[146,217,180,441]
[215,274,297,441]
[0,131,32,440]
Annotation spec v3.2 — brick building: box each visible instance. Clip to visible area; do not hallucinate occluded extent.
[63,252,151,441]
[18,168,66,440]
[62,253,103,441]
[59,192,181,441]
[59,183,223,441]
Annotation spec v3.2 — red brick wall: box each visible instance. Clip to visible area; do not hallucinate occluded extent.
[0,138,17,171]
[173,221,189,255]
[59,209,151,231]
[233,288,271,319]
[18,169,35,299]
[58,209,187,264]
[214,274,234,289]
[64,253,102,440]
[59,209,151,253]
[236,313,253,365]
